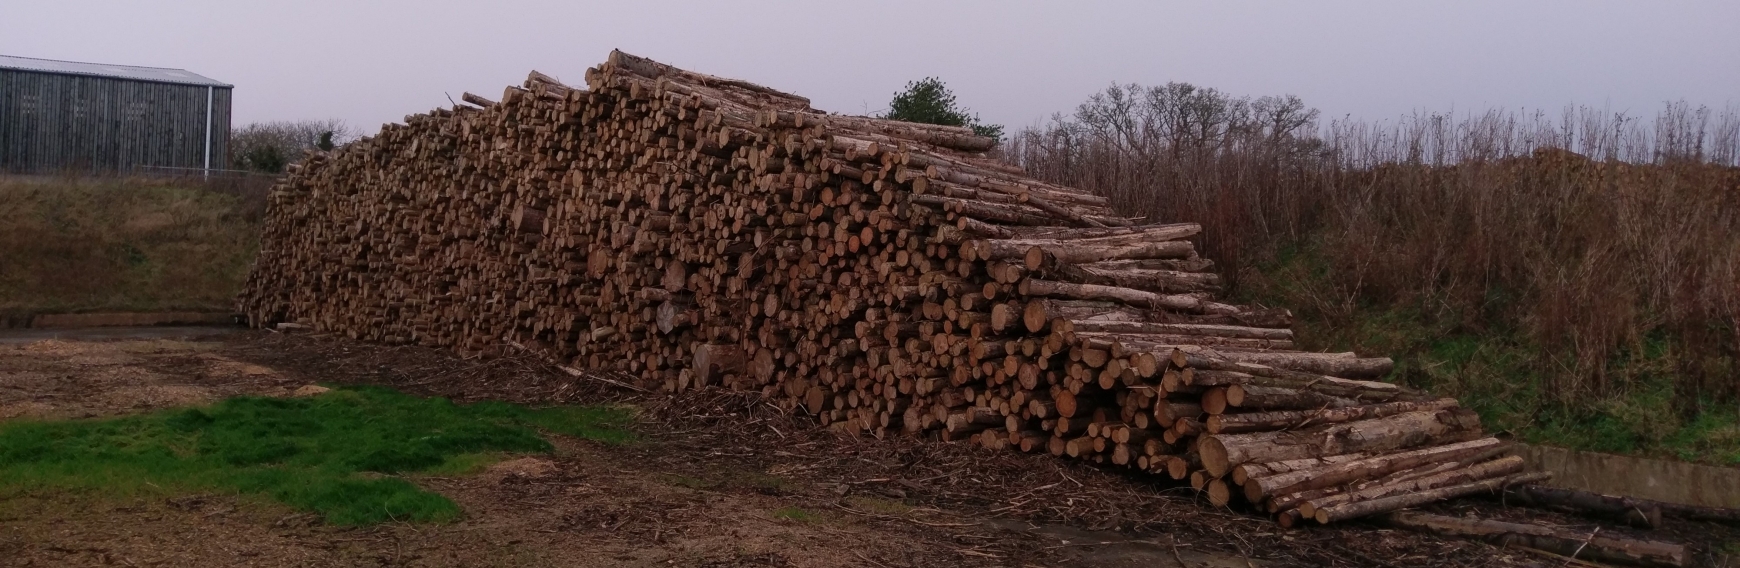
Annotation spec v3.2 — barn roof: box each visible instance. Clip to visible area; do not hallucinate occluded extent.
[0,54,230,87]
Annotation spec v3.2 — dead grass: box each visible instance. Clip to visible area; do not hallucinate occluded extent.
[1009,95,1740,455]
[0,175,267,324]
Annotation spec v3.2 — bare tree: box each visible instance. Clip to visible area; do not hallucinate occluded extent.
[231,119,359,173]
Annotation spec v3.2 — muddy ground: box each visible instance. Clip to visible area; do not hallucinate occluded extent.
[0,330,1733,567]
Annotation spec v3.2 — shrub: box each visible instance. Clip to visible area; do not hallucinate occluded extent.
[230,119,357,174]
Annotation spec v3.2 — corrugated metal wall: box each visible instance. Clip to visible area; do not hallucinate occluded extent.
[0,69,232,174]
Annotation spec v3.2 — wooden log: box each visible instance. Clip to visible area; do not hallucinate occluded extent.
[693,344,746,385]
[1233,453,1373,486]
[1075,331,1294,351]
[1376,511,1684,568]
[1005,223,1199,242]
[1036,262,1223,294]
[656,300,696,334]
[1175,347,1393,379]
[1153,401,1203,425]
[1070,320,1289,340]
[1178,359,1407,401]
[1310,468,1549,524]
[1198,409,1484,476]
[972,237,1195,266]
[1021,279,1240,315]
[1220,384,1360,413]
[1207,399,1461,434]
[1021,298,1147,334]
[1652,501,1740,526]
[460,92,497,108]
[1498,485,1661,528]
[1242,437,1506,502]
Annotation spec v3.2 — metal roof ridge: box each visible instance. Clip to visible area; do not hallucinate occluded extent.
[0,53,231,87]
[0,53,191,72]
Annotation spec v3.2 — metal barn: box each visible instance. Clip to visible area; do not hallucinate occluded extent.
[0,54,232,174]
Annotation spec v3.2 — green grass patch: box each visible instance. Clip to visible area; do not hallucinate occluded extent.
[771,506,819,523]
[0,386,633,525]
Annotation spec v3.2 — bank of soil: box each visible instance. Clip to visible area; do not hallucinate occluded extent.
[1,330,1734,567]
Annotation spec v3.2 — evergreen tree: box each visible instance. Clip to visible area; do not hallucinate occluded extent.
[885,77,1004,141]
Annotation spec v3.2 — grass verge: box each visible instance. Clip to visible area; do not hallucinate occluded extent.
[1242,246,1740,465]
[0,386,632,525]
[0,176,267,323]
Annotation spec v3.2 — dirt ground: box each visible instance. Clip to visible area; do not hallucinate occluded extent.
[1,330,1734,567]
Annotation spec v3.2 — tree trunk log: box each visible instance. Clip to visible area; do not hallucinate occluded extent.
[1242,437,1506,502]
[1070,320,1289,340]
[693,344,746,386]
[1499,485,1662,528]
[1309,466,1547,523]
[1208,399,1460,434]
[1376,511,1684,568]
[1020,279,1241,315]
[1198,409,1484,476]
[1221,384,1360,413]
[1174,347,1394,379]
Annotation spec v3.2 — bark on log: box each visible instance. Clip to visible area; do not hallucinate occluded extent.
[1199,409,1484,476]
[1653,501,1740,526]
[973,238,1197,267]
[1499,485,1662,528]
[1220,384,1360,413]
[1174,347,1394,379]
[1021,279,1239,314]
[1070,320,1289,340]
[1022,299,1147,333]
[1177,359,1407,401]
[693,344,746,385]
[1242,437,1506,502]
[1376,511,1684,568]
[1310,469,1549,523]
[1208,399,1460,434]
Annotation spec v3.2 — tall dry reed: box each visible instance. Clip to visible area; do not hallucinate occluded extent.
[1007,87,1740,405]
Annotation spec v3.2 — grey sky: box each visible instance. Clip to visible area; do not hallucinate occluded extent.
[4,1,1736,135]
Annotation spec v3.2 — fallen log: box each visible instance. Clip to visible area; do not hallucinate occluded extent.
[1310,470,1550,524]
[1376,511,1684,568]
[1499,484,1662,529]
[1198,409,1485,476]
[1654,500,1740,526]
[1295,454,1527,521]
[1242,437,1507,502]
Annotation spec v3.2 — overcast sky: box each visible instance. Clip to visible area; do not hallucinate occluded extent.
[4,1,1736,136]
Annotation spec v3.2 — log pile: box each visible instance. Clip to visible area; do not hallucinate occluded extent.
[238,50,1529,527]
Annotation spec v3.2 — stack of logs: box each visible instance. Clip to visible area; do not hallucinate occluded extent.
[240,50,1535,528]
